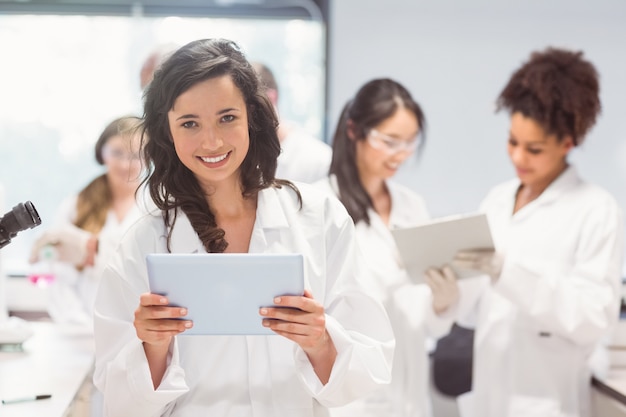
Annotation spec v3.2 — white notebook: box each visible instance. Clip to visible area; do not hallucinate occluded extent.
[391,213,494,283]
[146,253,305,335]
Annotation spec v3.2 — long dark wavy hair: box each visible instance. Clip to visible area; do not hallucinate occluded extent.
[329,78,426,226]
[141,38,299,253]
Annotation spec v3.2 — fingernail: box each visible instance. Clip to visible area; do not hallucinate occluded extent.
[184,321,193,328]
[160,297,167,304]
[274,297,281,304]
[260,308,268,315]
[180,308,187,316]
[262,320,270,327]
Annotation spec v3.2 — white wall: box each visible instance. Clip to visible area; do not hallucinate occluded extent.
[327,0,626,232]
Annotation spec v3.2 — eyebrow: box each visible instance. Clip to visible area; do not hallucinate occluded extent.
[509,133,547,145]
[175,107,240,121]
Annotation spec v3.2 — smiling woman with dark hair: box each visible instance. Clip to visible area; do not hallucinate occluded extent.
[92,38,394,417]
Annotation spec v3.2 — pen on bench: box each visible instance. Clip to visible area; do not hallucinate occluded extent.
[2,394,52,404]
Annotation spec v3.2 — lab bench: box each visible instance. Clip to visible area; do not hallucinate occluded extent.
[592,317,626,417]
[0,321,94,417]
[593,371,626,416]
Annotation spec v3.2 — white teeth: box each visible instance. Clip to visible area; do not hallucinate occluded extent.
[200,153,228,163]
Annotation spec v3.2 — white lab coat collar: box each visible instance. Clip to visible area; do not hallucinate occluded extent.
[327,174,416,229]
[497,165,581,221]
[386,181,424,229]
[167,187,290,254]
[529,164,581,206]
[254,186,290,229]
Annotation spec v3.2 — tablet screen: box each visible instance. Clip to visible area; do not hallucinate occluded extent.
[146,253,305,335]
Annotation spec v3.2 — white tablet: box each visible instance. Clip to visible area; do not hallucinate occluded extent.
[391,213,494,283]
[146,253,305,335]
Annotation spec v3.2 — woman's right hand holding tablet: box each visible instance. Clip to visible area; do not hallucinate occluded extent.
[425,266,459,314]
[134,293,193,388]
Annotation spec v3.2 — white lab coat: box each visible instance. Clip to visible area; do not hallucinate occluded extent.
[457,166,624,417]
[45,189,151,328]
[318,177,455,417]
[276,128,332,183]
[93,183,395,417]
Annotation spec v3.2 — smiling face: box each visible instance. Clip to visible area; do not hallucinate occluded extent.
[507,111,573,190]
[167,75,250,193]
[354,106,419,182]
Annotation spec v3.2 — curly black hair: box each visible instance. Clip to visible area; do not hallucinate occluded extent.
[496,47,600,146]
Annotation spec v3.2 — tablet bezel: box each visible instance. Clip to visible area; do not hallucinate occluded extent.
[146,253,305,335]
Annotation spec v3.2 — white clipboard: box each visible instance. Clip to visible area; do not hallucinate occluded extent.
[391,213,494,283]
[146,253,305,335]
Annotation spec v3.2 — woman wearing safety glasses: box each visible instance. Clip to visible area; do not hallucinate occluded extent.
[29,115,150,328]
[317,78,458,417]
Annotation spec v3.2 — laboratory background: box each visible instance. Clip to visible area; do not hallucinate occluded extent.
[1,0,625,416]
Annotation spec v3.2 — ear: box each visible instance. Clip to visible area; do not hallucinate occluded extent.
[561,135,575,154]
[346,119,357,141]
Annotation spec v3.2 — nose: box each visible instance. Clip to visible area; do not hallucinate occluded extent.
[509,146,526,165]
[202,127,224,150]
[391,147,414,162]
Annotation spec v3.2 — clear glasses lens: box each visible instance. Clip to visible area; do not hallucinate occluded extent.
[103,147,141,162]
[367,129,419,154]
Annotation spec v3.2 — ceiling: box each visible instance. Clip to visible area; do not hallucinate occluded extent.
[0,0,327,19]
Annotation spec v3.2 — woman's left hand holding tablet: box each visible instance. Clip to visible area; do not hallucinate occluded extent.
[260,289,337,383]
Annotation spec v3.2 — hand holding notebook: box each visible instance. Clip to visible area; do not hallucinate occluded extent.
[391,213,494,284]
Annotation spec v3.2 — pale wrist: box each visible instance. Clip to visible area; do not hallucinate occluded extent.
[85,235,98,265]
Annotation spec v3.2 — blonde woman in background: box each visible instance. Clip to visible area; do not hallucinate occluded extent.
[30,115,149,328]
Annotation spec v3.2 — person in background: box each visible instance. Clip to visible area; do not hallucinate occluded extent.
[139,43,179,91]
[93,38,394,417]
[446,47,624,417]
[252,61,332,183]
[317,78,458,417]
[29,115,147,328]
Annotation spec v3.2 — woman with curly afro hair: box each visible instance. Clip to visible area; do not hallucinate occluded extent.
[447,47,624,417]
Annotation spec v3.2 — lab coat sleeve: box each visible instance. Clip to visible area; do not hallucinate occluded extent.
[293,195,395,407]
[389,283,454,340]
[494,202,624,347]
[93,224,189,417]
[453,275,491,329]
[423,289,456,339]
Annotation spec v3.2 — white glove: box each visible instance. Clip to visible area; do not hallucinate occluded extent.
[425,265,459,314]
[453,248,504,282]
[29,225,93,267]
